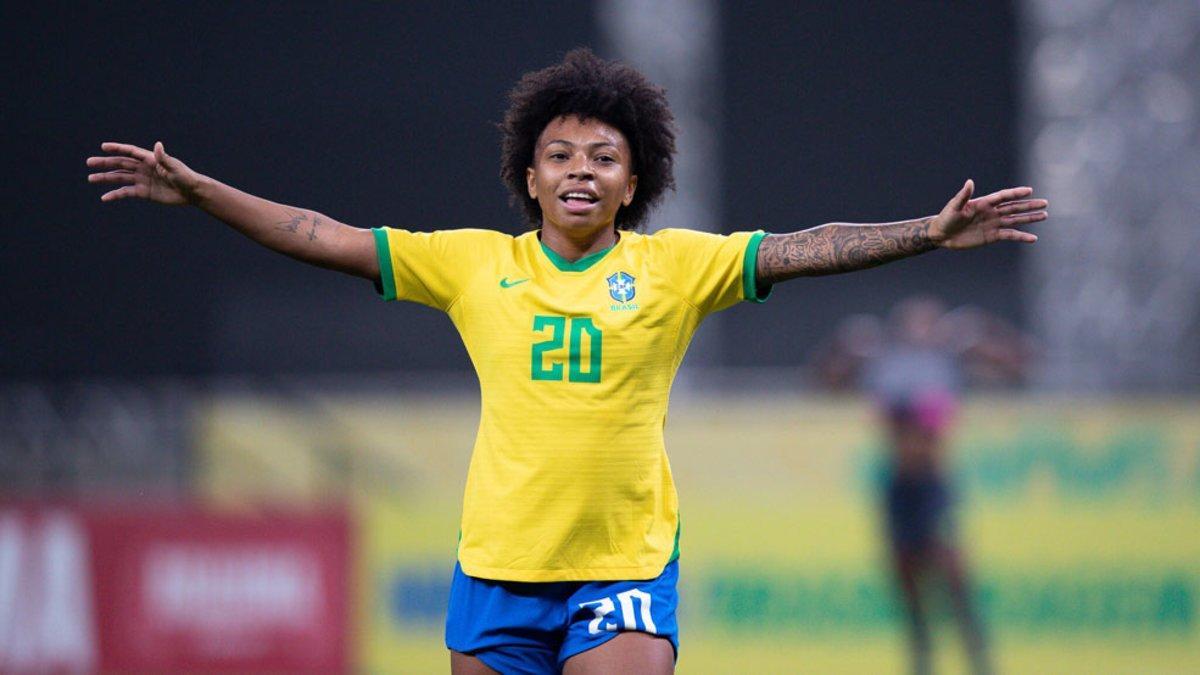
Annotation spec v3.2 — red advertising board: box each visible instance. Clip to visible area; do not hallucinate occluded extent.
[0,502,349,673]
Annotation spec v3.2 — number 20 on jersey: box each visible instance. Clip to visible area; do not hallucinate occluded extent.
[531,315,602,383]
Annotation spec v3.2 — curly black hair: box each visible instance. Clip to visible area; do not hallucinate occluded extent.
[500,48,677,231]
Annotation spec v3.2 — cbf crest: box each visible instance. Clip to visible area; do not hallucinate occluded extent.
[606,271,636,303]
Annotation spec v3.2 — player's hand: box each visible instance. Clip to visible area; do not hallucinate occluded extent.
[929,180,1048,250]
[86,141,202,206]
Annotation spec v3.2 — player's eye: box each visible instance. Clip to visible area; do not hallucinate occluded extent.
[596,155,615,164]
[548,152,568,161]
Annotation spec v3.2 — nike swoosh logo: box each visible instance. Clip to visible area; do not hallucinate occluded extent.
[499,277,530,288]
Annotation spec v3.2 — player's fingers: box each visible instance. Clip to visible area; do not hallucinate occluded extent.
[1001,211,1047,226]
[86,156,141,170]
[100,142,152,160]
[995,228,1038,243]
[950,179,974,210]
[87,170,139,184]
[996,199,1048,215]
[100,184,146,202]
[983,186,1034,205]
[154,140,183,168]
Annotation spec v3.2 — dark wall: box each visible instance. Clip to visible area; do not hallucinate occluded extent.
[4,2,1018,379]
[718,3,1020,365]
[5,2,595,377]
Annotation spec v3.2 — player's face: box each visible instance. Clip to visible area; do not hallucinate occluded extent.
[527,115,638,237]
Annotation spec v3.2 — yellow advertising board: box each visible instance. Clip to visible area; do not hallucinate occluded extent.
[199,394,1200,673]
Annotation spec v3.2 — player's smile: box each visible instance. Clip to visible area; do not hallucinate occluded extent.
[527,115,637,246]
[558,186,600,214]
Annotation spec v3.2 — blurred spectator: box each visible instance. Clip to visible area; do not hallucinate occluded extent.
[811,296,1033,675]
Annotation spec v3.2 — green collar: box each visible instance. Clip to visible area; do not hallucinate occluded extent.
[539,239,616,272]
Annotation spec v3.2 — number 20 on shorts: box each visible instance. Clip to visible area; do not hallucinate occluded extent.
[578,588,656,635]
[531,315,602,382]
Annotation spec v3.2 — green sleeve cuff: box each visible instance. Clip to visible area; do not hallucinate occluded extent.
[741,230,772,303]
[669,515,681,563]
[372,228,397,301]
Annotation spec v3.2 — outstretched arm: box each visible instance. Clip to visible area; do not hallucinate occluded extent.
[756,180,1047,285]
[87,142,379,281]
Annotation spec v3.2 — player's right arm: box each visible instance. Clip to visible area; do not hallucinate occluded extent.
[86,141,378,281]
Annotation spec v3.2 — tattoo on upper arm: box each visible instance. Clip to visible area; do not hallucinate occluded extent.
[275,209,319,241]
[756,216,937,284]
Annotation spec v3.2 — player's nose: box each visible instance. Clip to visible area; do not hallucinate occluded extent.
[567,157,593,180]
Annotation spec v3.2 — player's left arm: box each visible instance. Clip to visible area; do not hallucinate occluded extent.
[755,180,1048,285]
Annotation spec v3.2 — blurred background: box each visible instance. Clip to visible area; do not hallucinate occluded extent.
[3,1,1198,672]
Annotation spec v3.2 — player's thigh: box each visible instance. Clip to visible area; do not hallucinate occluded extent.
[562,632,674,675]
[932,543,974,592]
[451,650,500,675]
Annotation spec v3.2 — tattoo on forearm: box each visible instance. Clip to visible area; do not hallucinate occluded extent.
[275,209,319,241]
[756,217,937,284]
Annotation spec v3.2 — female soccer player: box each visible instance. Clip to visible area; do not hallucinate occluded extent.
[87,48,1047,675]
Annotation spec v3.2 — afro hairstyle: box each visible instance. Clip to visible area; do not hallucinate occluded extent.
[499,47,677,231]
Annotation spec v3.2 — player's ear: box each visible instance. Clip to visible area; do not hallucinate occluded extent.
[622,175,638,207]
[526,166,538,200]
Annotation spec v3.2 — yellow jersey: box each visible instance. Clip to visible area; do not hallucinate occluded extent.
[374,226,768,581]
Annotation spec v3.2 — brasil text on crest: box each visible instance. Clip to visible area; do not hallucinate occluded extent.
[606,271,639,311]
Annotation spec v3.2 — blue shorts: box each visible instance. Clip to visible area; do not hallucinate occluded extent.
[445,560,680,674]
[884,475,956,552]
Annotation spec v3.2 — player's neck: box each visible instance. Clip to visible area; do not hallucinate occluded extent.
[539,223,619,262]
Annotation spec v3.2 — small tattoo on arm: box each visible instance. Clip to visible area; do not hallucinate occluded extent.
[756,216,937,285]
[275,210,307,233]
[274,209,320,241]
